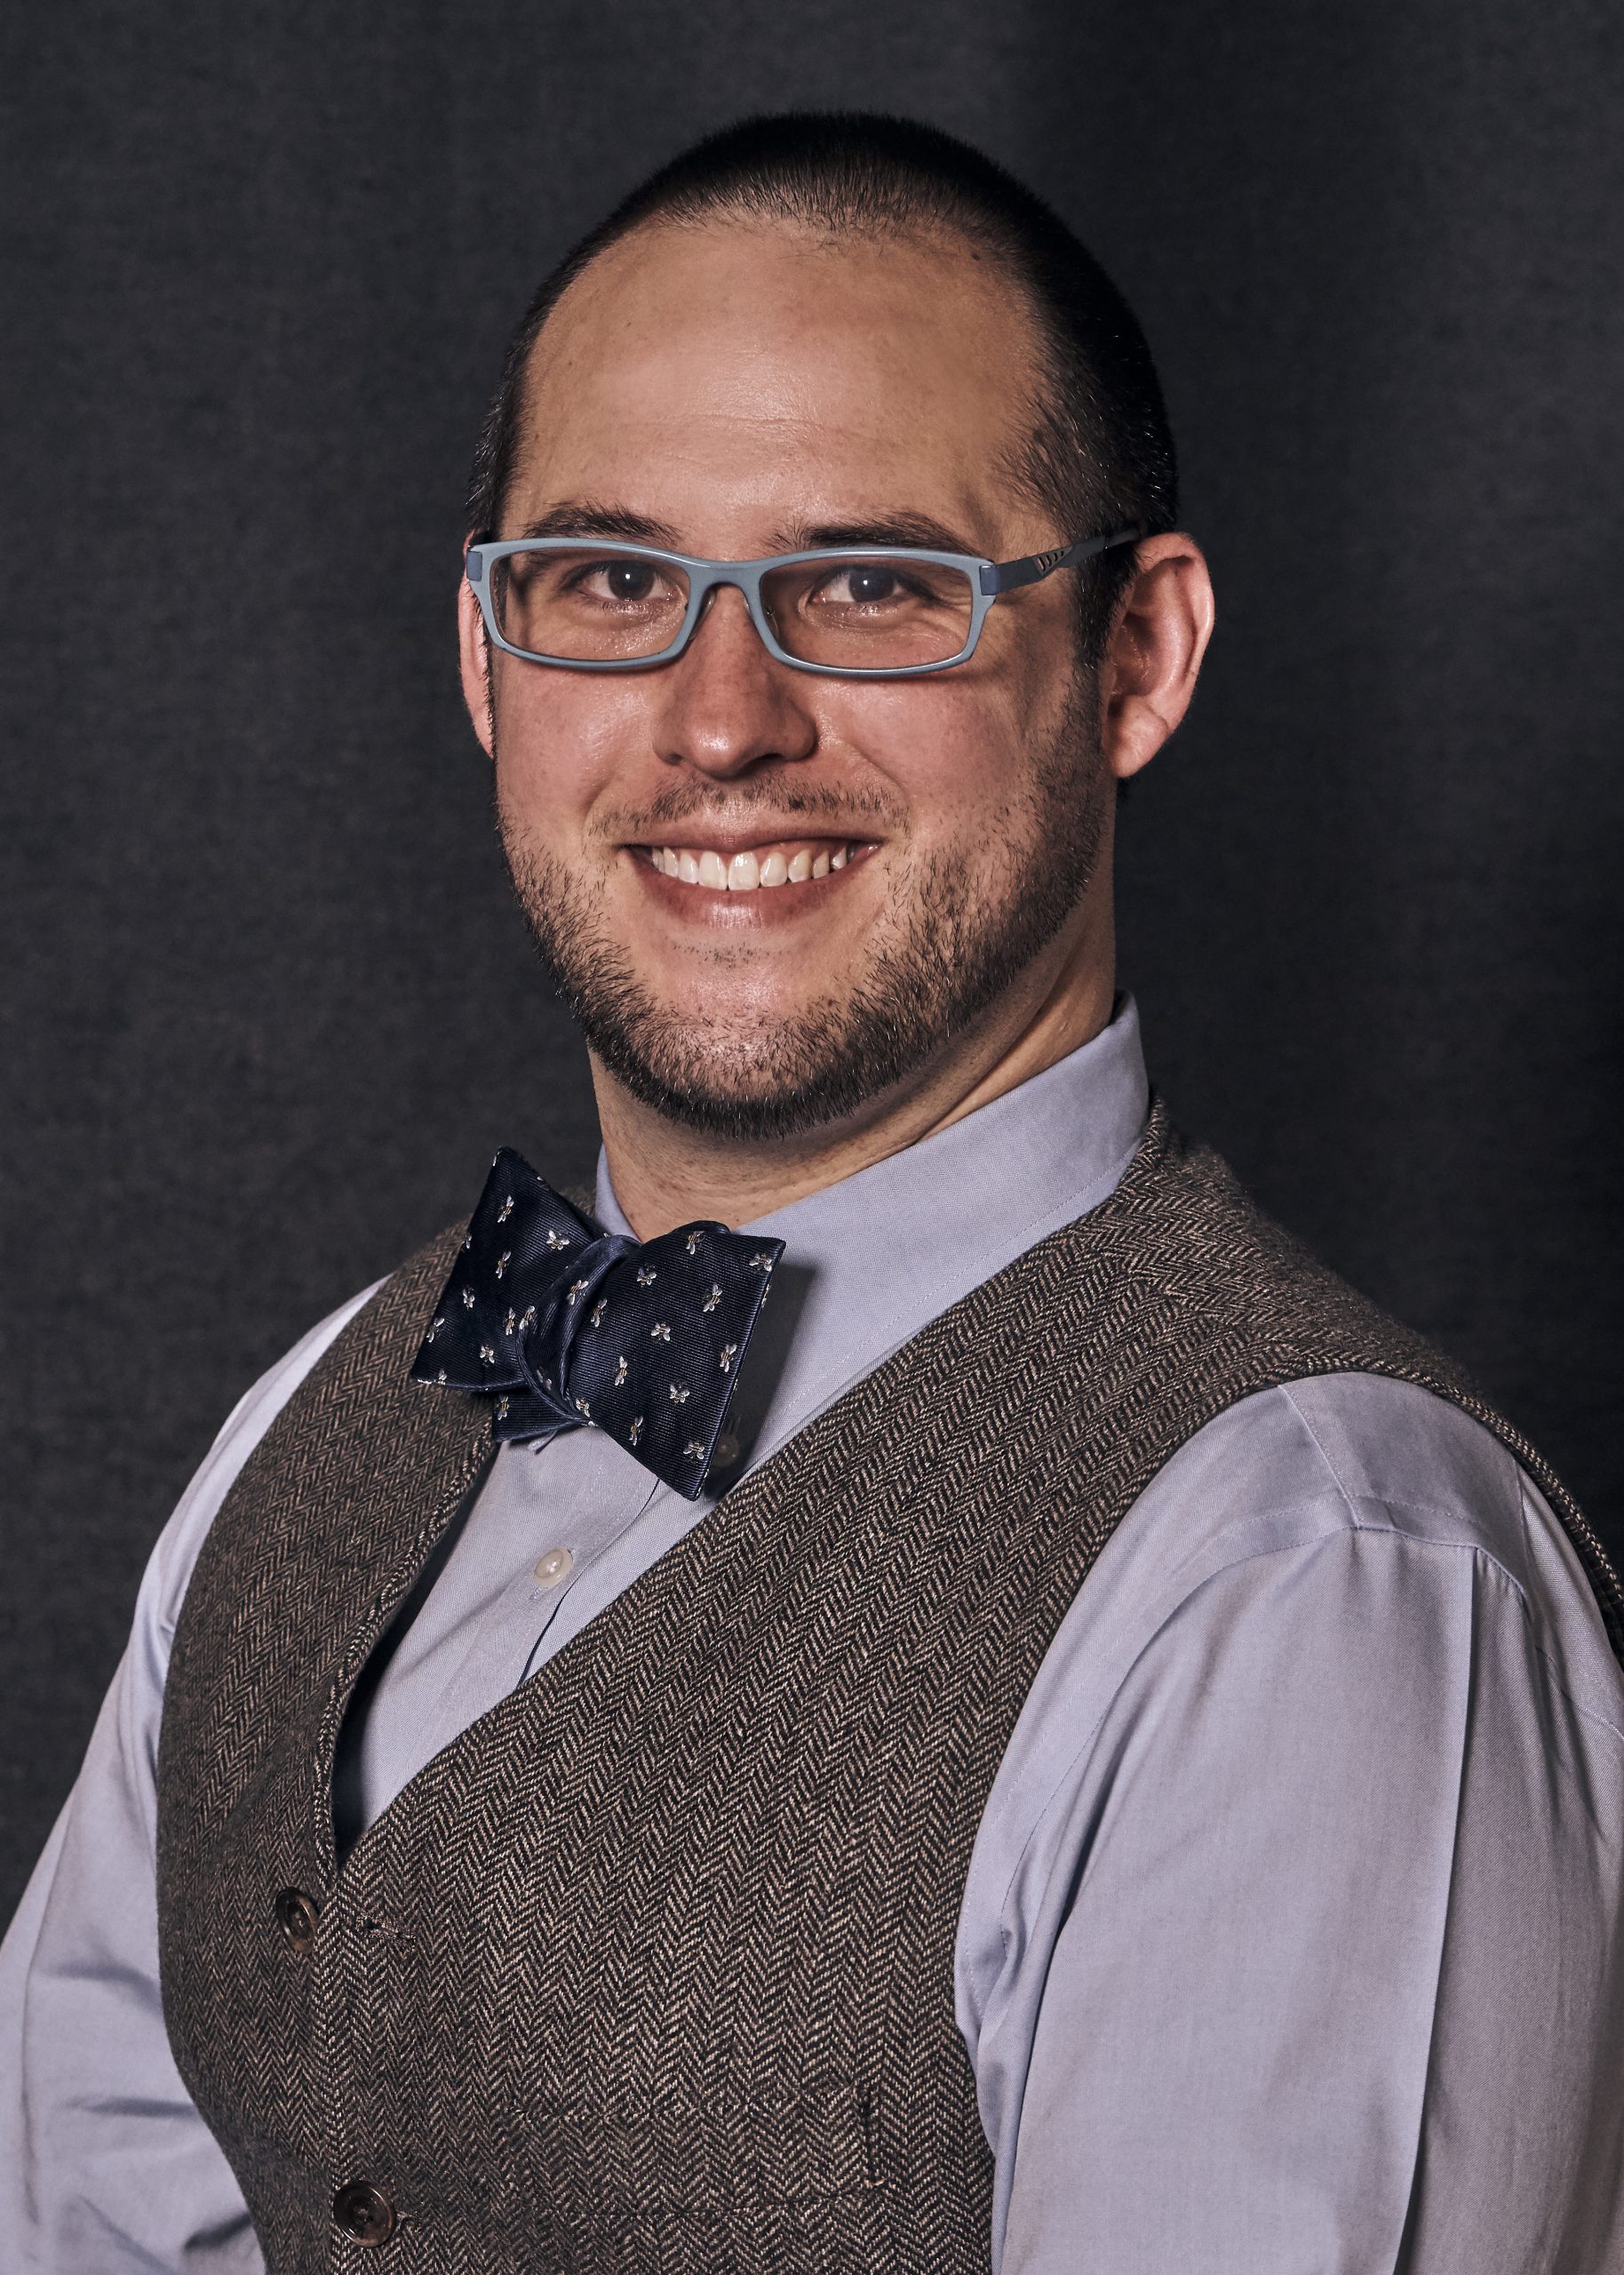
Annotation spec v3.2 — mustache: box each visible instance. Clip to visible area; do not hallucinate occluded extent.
[593,777,904,842]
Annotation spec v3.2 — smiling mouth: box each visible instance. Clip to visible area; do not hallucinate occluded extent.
[640,839,867,892]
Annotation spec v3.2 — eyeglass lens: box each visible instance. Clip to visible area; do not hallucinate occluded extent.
[489,548,977,667]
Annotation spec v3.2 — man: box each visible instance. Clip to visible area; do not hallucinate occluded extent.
[3,112,1621,2275]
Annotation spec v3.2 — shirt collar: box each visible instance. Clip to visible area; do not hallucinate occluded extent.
[595,994,1150,1479]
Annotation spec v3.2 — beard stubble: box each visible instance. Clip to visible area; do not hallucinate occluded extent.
[498,681,1110,1143]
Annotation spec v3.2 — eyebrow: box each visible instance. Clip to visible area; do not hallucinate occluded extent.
[505,502,982,560]
[782,512,978,556]
[510,501,687,548]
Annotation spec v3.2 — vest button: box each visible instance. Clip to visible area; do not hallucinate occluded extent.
[273,1887,320,1954]
[332,2178,395,2245]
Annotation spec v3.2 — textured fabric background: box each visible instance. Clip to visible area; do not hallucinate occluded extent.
[3,0,1620,1917]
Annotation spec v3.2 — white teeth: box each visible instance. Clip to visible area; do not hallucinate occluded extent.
[656,842,855,890]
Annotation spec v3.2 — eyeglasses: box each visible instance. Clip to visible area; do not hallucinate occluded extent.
[465,526,1144,679]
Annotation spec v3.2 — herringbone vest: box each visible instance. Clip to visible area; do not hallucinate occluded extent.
[155,1108,1623,2274]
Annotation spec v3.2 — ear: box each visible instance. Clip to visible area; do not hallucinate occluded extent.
[458,539,496,759]
[1098,534,1215,781]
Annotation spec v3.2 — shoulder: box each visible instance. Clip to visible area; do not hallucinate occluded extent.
[958,1372,1624,2053]
[998,1375,1610,1759]
[1105,1373,1620,1714]
[1158,1375,1613,1672]
[964,1375,1624,1961]
[1145,1370,1524,1570]
[1044,1112,1622,1650]
[142,1279,388,1665]
[966,1377,1624,1908]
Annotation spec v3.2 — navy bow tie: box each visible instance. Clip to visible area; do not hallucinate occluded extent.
[410,1148,784,1498]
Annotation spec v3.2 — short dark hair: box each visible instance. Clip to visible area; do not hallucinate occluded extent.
[468,112,1177,662]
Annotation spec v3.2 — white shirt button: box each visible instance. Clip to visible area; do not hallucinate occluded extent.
[533,1546,574,1588]
[710,1432,741,1470]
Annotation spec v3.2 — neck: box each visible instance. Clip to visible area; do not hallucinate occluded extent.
[593,922,1118,1241]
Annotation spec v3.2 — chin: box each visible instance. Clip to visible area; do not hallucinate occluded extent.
[579,996,895,1143]
[605,1017,824,1114]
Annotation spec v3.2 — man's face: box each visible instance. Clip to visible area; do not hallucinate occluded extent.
[466,218,1111,1140]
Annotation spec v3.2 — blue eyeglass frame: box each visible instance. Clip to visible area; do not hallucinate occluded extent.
[464,524,1146,678]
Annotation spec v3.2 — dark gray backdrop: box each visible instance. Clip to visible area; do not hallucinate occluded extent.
[3,0,1620,1918]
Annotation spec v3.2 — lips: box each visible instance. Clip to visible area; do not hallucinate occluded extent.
[643,839,859,891]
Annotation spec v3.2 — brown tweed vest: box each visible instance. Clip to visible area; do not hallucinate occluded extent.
[155,1108,1623,2274]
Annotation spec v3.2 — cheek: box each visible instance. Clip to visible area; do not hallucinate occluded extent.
[490,667,651,831]
[822,675,1037,837]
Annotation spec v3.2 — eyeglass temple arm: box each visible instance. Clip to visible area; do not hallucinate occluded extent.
[979,525,1148,597]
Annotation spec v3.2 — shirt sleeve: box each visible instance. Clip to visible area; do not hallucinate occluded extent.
[991,1467,1624,2275]
[0,1287,378,2273]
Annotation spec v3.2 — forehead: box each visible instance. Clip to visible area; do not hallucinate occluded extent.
[506,218,1046,544]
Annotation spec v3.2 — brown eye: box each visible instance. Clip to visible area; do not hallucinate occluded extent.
[598,560,660,603]
[843,566,903,604]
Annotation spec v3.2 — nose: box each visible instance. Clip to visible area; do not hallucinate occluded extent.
[650,583,818,779]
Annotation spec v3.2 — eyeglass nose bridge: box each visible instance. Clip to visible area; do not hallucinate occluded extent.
[676,562,791,667]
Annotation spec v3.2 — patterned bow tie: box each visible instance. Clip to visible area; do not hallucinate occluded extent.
[410,1148,784,1499]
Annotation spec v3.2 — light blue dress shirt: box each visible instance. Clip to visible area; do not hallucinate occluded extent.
[4,999,1621,2273]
